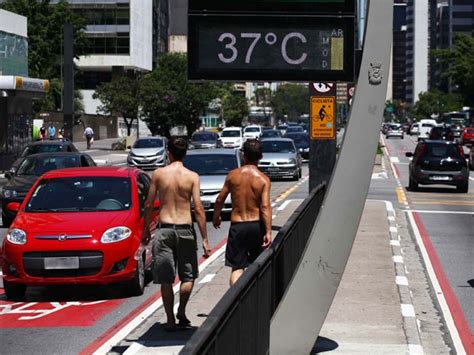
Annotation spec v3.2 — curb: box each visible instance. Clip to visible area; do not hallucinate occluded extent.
[385,200,424,355]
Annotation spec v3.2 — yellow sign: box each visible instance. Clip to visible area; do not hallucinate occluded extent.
[310,96,336,139]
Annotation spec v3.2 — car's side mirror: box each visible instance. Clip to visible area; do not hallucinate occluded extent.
[405,152,413,158]
[7,202,20,212]
[5,171,12,179]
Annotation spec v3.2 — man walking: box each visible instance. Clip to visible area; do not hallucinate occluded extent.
[213,139,272,285]
[143,137,211,331]
[48,124,56,139]
[83,126,94,149]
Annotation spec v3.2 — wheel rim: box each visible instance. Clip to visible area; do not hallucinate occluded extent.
[138,259,145,290]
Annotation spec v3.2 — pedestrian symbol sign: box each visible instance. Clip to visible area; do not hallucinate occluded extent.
[310,96,336,139]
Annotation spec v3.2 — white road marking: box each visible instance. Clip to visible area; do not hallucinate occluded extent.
[371,172,388,179]
[388,216,395,221]
[469,177,474,181]
[389,226,398,233]
[92,242,227,355]
[272,215,277,219]
[406,211,465,354]
[401,304,416,317]
[393,256,404,263]
[408,344,424,355]
[198,273,216,284]
[390,240,400,246]
[277,199,297,211]
[403,209,474,215]
[390,157,400,163]
[396,276,409,286]
[123,342,144,355]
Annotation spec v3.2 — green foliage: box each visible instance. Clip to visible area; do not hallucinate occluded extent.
[93,74,141,136]
[222,92,249,127]
[433,34,474,105]
[413,90,463,120]
[270,84,308,121]
[140,53,220,137]
[384,99,406,122]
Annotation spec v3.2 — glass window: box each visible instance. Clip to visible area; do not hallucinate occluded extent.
[192,133,218,141]
[133,139,164,149]
[261,141,296,153]
[221,130,241,138]
[183,154,238,175]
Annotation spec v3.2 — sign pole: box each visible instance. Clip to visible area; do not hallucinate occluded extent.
[63,23,74,141]
[309,83,337,191]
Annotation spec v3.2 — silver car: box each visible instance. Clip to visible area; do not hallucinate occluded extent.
[127,136,168,169]
[183,149,241,212]
[258,138,302,180]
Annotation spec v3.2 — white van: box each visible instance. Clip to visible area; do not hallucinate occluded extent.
[418,119,437,141]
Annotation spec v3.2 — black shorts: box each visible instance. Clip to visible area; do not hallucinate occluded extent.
[225,221,266,269]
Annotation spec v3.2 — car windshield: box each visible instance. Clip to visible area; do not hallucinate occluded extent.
[286,134,309,145]
[183,154,238,175]
[25,177,132,212]
[192,133,217,141]
[389,124,401,130]
[23,145,65,157]
[133,139,163,148]
[424,144,459,157]
[221,130,240,137]
[261,130,281,138]
[16,156,80,176]
[245,127,260,133]
[422,123,434,128]
[261,141,296,153]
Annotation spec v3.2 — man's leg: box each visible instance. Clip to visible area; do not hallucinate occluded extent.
[177,281,194,324]
[230,268,244,286]
[161,283,175,328]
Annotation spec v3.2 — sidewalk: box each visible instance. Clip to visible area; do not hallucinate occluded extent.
[108,198,420,354]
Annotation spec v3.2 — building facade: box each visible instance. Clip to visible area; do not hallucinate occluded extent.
[393,1,408,103]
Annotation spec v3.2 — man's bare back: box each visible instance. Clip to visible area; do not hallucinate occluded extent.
[226,165,270,223]
[150,162,198,224]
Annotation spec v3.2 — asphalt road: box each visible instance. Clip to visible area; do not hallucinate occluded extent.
[0,157,310,355]
[380,134,473,337]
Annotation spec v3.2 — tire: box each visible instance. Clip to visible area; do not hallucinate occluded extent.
[457,182,469,193]
[409,176,418,191]
[1,212,13,228]
[128,257,145,296]
[298,168,302,179]
[292,171,299,181]
[4,279,26,301]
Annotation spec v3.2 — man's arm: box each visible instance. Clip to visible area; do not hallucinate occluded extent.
[212,175,231,229]
[192,174,211,257]
[260,176,272,248]
[142,171,159,243]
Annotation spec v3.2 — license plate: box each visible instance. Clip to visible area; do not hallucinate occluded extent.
[202,201,211,208]
[431,176,451,181]
[44,257,79,270]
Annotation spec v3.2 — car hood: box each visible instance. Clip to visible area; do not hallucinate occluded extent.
[5,175,38,193]
[191,140,217,146]
[260,152,296,163]
[199,175,226,190]
[14,210,133,235]
[130,148,164,156]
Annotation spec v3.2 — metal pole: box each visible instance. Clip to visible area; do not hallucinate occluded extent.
[63,23,74,141]
[270,1,393,353]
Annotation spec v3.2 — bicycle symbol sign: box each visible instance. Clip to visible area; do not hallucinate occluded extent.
[310,96,336,139]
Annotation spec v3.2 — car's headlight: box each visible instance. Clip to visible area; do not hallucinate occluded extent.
[7,229,26,245]
[288,158,297,164]
[2,188,17,198]
[101,226,132,243]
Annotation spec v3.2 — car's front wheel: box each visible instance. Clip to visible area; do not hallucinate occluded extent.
[4,279,26,301]
[128,257,145,296]
[409,176,418,191]
[1,212,13,228]
[457,182,469,193]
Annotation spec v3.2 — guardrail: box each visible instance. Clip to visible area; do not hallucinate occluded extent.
[181,183,326,355]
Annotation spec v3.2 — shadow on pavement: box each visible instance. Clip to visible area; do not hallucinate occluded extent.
[311,336,339,353]
[406,185,462,193]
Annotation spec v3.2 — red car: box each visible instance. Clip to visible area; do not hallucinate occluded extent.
[461,126,474,145]
[1,167,159,300]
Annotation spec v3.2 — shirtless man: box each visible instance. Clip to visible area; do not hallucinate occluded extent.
[143,136,211,331]
[213,139,272,285]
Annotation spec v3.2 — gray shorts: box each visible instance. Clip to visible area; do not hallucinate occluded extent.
[152,226,198,284]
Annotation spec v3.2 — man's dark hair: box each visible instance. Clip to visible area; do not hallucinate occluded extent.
[168,136,188,161]
[243,139,262,163]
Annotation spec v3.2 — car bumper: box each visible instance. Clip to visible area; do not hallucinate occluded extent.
[412,168,469,186]
[259,166,298,178]
[197,195,232,212]
[221,143,242,149]
[462,137,474,144]
[2,237,143,285]
[127,156,166,169]
[386,132,404,138]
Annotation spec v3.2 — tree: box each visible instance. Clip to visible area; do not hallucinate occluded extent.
[412,90,463,120]
[140,53,219,137]
[433,34,474,106]
[223,91,249,127]
[93,74,141,137]
[254,87,273,120]
[271,84,308,121]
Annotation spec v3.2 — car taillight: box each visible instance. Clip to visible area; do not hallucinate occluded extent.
[456,145,465,157]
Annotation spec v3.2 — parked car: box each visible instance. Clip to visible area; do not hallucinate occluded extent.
[405,140,469,193]
[127,136,168,170]
[385,124,404,139]
[429,126,454,141]
[189,131,220,149]
[183,149,241,212]
[219,127,244,149]
[243,125,262,140]
[8,139,79,174]
[410,123,420,136]
[1,167,159,300]
[417,119,437,141]
[1,152,97,227]
[261,129,282,139]
[258,138,302,181]
[461,126,474,145]
[285,132,310,160]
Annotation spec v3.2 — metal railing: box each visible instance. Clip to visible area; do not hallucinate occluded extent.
[181,183,326,355]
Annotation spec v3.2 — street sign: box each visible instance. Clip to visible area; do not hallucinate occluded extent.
[188,15,354,82]
[189,0,355,14]
[313,82,334,93]
[310,96,336,139]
